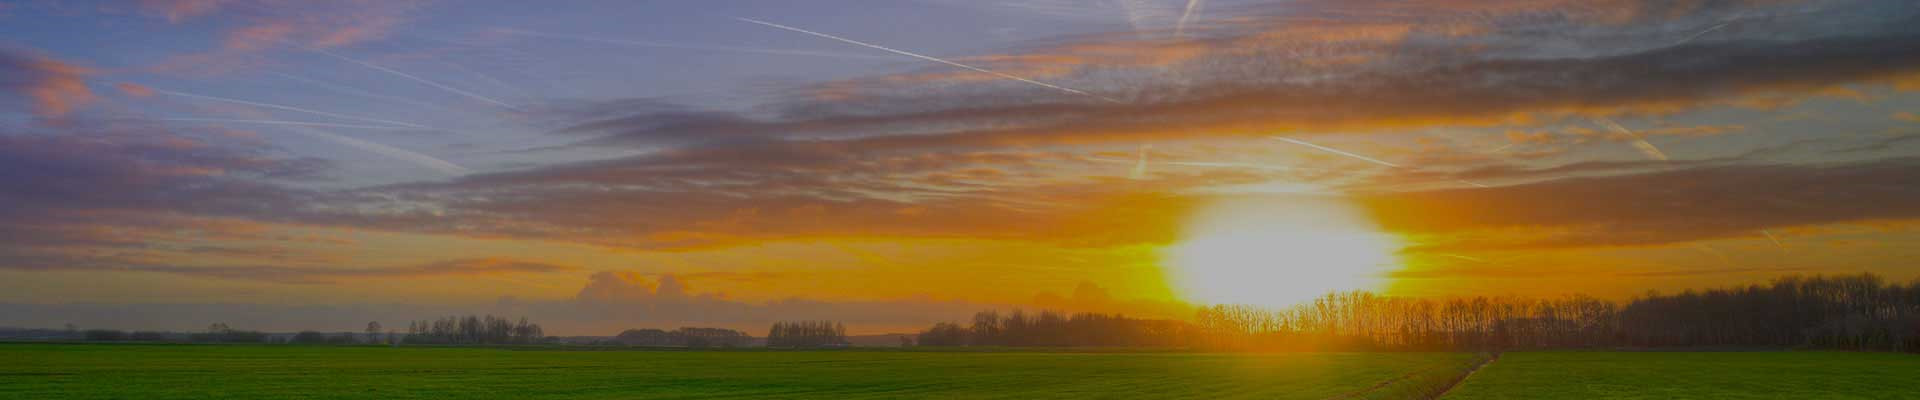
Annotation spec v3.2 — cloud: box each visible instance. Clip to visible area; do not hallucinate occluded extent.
[139,0,229,23]
[553,2,1920,156]
[144,2,419,75]
[1360,157,1920,251]
[562,270,1009,333]
[0,121,347,281]
[113,82,156,97]
[127,258,580,284]
[0,48,94,118]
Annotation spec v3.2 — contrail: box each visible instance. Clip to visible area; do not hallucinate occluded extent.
[1677,12,1746,45]
[273,72,448,111]
[736,17,1123,103]
[496,28,900,60]
[1438,254,1486,263]
[437,59,533,100]
[315,49,523,112]
[1761,230,1786,251]
[1677,22,1732,45]
[282,126,469,176]
[1592,117,1670,161]
[149,87,430,129]
[156,117,429,131]
[1173,0,1204,38]
[1273,136,1491,188]
[1087,157,1328,172]
[1272,137,1403,168]
[1694,244,1734,267]
[1130,144,1150,179]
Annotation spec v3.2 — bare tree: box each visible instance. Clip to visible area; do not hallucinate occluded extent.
[365,321,383,344]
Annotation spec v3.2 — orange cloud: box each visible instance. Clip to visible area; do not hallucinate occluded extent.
[113,82,155,97]
[145,2,414,75]
[0,50,93,118]
[224,22,296,51]
[139,0,228,23]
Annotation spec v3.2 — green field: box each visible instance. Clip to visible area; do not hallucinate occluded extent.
[1,344,1474,399]
[8,345,1915,399]
[1443,351,1920,399]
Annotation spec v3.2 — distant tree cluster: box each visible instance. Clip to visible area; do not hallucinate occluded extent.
[73,323,267,343]
[82,329,126,341]
[403,315,547,345]
[192,323,269,343]
[614,327,752,348]
[766,321,846,348]
[918,310,1191,347]
[917,274,1920,353]
[1620,274,1920,351]
[289,330,358,344]
[1194,274,1919,352]
[1189,292,1618,351]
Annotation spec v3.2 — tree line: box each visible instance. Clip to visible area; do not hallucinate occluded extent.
[916,274,1920,353]
[918,310,1192,347]
[766,320,846,348]
[66,322,271,343]
[403,315,547,345]
[613,327,752,348]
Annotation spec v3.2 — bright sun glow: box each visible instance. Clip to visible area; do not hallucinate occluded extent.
[1164,198,1405,307]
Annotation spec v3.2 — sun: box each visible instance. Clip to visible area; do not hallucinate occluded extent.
[1163,197,1405,307]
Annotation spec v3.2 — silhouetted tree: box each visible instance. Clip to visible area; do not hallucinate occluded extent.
[614,327,749,347]
[767,321,846,348]
[82,329,126,341]
[915,274,1920,353]
[365,321,383,344]
[402,315,546,345]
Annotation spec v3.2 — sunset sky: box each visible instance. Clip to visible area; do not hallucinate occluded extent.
[3,0,1918,334]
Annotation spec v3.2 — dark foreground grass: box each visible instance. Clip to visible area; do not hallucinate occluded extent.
[1442,351,1920,399]
[0,344,1471,399]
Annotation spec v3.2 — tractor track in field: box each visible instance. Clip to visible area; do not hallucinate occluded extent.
[1426,352,1499,399]
[1320,364,1440,400]
[1319,352,1500,400]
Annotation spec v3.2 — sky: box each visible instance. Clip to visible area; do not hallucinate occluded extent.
[2,0,1919,335]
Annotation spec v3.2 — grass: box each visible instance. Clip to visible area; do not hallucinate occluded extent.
[1442,351,1920,399]
[0,343,1472,399]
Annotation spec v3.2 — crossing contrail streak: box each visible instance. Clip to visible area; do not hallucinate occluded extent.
[1677,12,1746,45]
[157,118,429,131]
[496,29,899,60]
[1677,22,1732,45]
[150,87,430,129]
[283,126,469,176]
[273,72,448,111]
[315,49,523,112]
[437,58,534,100]
[1087,157,1328,172]
[736,17,1123,103]
[1163,161,1326,172]
[1130,144,1150,179]
[1272,137,1403,168]
[1592,117,1670,161]
[1174,0,1204,38]
[1273,137,1491,188]
[1761,230,1786,251]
